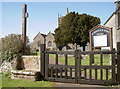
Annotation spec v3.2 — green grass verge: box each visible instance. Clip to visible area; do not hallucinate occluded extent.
[50,54,75,65]
[37,51,40,56]
[2,72,54,87]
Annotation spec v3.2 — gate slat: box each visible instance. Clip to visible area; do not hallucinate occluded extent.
[84,69,87,80]
[60,68,62,78]
[95,69,97,80]
[45,53,49,79]
[65,54,68,79]
[89,69,92,80]
[55,54,58,78]
[89,54,93,80]
[117,42,120,82]
[106,69,108,80]
[78,50,81,83]
[100,69,103,80]
[112,53,116,82]
[75,50,79,83]
[51,67,54,77]
[70,68,72,79]
[100,54,103,80]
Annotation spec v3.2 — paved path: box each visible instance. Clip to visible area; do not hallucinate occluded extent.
[54,82,120,89]
[55,82,102,87]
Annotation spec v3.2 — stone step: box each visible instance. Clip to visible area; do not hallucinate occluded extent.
[11,70,43,81]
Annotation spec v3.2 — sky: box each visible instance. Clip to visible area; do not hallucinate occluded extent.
[1,1,116,42]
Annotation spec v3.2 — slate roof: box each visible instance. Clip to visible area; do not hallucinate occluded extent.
[33,32,46,40]
[104,6,120,25]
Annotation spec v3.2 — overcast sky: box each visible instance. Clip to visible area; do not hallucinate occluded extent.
[1,1,116,42]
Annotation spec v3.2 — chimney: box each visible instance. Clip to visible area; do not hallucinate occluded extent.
[115,0,120,10]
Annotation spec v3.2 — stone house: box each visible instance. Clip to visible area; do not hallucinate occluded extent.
[46,32,56,50]
[104,1,120,49]
[32,32,56,51]
[32,32,46,51]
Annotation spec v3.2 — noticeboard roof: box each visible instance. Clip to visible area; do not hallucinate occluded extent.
[89,25,112,33]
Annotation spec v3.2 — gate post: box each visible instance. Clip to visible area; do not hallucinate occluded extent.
[75,50,79,83]
[117,42,120,83]
[40,44,46,77]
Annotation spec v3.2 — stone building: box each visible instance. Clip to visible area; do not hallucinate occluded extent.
[58,8,69,26]
[32,32,46,51]
[104,1,120,49]
[32,32,56,51]
[32,8,69,51]
[46,32,56,50]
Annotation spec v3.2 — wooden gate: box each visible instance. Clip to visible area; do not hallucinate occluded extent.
[44,51,77,83]
[40,42,120,84]
[77,50,117,84]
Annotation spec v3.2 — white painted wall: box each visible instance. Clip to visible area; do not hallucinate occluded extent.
[104,14,117,49]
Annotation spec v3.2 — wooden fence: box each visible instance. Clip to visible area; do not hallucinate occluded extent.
[40,42,120,85]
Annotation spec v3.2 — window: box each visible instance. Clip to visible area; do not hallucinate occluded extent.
[37,41,41,47]
[48,41,52,47]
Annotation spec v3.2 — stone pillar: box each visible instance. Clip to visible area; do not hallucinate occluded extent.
[22,4,28,54]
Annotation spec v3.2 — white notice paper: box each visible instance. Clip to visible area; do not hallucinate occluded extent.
[94,35,107,47]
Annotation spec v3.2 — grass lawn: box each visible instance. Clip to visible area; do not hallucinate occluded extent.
[49,54,75,65]
[1,72,55,88]
[37,51,40,56]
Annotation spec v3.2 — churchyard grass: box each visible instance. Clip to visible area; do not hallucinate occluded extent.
[1,72,55,87]
[50,54,75,65]
[37,51,40,56]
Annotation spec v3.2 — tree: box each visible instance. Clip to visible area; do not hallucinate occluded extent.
[55,12,100,50]
[0,34,30,61]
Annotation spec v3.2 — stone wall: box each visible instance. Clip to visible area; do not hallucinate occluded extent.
[0,61,12,73]
[0,56,40,73]
[21,56,40,71]
[11,56,42,81]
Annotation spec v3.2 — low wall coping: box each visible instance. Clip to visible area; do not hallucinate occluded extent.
[11,70,40,75]
[22,56,40,58]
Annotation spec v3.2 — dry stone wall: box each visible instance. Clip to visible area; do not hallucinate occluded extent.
[21,56,40,71]
[0,56,40,73]
[11,56,42,81]
[0,61,12,73]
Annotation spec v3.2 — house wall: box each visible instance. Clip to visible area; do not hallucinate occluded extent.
[46,33,56,50]
[104,14,117,49]
[33,34,45,50]
[117,11,120,43]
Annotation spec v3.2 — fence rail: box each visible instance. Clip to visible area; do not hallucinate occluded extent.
[44,50,119,54]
